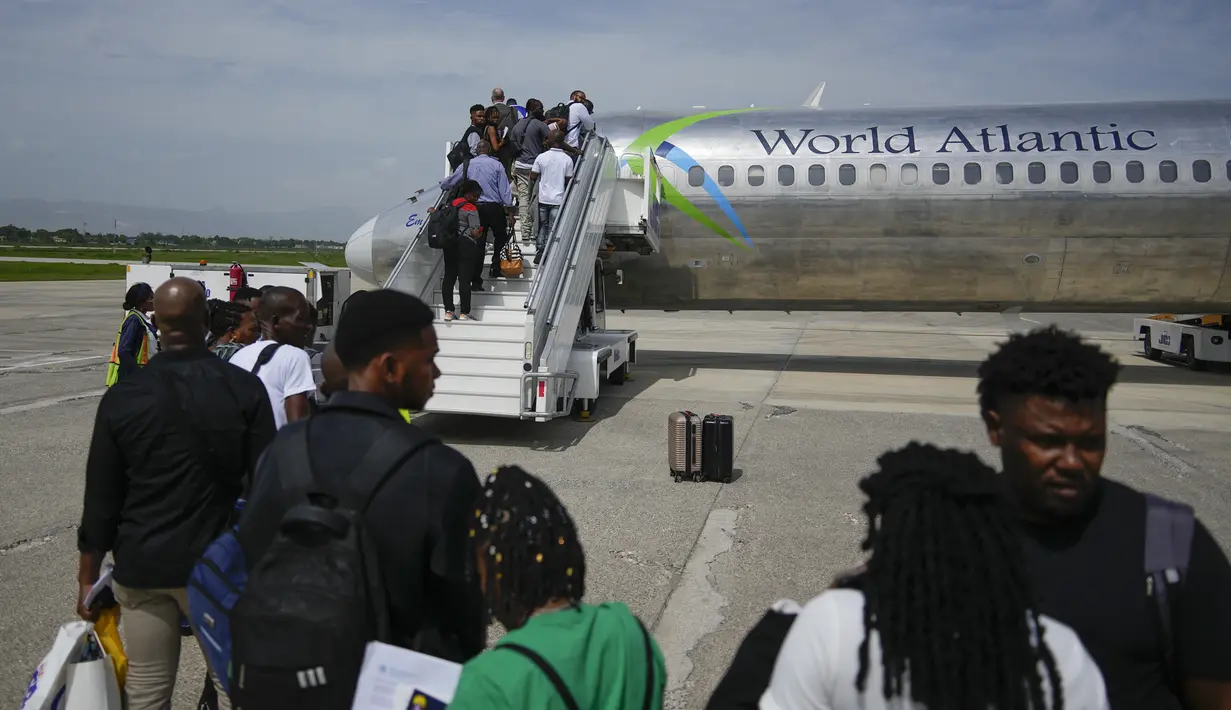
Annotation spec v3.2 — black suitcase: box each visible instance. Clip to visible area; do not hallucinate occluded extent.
[668,410,702,482]
[702,414,735,483]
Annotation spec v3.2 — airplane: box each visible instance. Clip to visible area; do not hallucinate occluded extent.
[345,93,1231,315]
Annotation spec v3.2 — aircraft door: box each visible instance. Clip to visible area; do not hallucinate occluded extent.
[643,149,664,254]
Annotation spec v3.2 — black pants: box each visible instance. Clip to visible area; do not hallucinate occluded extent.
[478,202,510,276]
[442,237,481,314]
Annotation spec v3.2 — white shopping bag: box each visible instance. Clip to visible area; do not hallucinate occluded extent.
[20,620,122,710]
[20,620,93,710]
[64,627,122,710]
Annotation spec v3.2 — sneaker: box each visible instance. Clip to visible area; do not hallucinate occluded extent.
[443,311,455,321]
[471,283,485,291]
[458,313,476,321]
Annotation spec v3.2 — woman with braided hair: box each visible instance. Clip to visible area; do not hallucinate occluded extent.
[205,298,257,361]
[760,442,1109,710]
[448,465,667,710]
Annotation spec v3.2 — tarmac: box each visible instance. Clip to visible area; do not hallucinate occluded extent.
[2,280,1231,708]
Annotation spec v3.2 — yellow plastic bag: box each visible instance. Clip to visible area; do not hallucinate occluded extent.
[93,606,128,691]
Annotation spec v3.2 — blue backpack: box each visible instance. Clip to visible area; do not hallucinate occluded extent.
[186,515,248,694]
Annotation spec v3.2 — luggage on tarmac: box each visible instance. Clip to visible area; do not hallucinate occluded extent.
[702,414,735,484]
[667,411,702,483]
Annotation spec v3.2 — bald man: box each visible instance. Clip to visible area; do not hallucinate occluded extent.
[77,277,275,710]
[229,286,317,428]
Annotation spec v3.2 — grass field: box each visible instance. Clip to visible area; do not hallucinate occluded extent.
[0,246,346,267]
[0,262,126,281]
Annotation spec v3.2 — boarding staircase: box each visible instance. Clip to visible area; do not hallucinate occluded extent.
[374,131,664,419]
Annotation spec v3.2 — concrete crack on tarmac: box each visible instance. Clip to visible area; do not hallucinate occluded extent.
[653,507,738,710]
[0,523,77,555]
[1111,422,1199,477]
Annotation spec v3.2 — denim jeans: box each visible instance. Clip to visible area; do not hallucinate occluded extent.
[537,203,561,254]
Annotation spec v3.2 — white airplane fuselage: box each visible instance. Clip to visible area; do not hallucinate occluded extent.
[347,99,1231,313]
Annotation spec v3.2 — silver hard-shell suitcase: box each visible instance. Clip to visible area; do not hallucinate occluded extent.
[668,410,702,483]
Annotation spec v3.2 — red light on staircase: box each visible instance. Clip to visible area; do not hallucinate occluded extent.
[538,380,546,398]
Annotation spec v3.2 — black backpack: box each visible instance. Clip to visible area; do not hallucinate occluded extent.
[228,417,437,709]
[427,201,463,250]
[447,125,482,171]
[543,101,575,121]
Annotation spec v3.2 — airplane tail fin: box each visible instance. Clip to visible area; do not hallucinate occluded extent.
[802,82,826,109]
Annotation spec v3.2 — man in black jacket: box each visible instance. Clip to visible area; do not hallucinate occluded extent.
[235,289,487,662]
[77,277,275,710]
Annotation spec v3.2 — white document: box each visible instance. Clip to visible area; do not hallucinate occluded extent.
[350,641,462,710]
[83,562,114,609]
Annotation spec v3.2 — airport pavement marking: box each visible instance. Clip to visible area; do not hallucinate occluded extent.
[0,389,106,415]
[0,355,108,372]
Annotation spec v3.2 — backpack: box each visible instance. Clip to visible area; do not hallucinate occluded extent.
[447,125,482,171]
[185,416,436,704]
[498,616,658,710]
[543,101,575,122]
[427,201,463,250]
[1143,492,1195,692]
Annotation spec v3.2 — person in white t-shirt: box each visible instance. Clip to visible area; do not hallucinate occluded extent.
[760,442,1109,710]
[530,130,575,264]
[227,286,317,429]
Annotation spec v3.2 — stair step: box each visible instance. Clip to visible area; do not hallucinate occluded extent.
[433,289,530,309]
[436,355,525,377]
[434,305,526,325]
[434,372,522,397]
[424,392,522,417]
[434,321,523,342]
[436,338,525,359]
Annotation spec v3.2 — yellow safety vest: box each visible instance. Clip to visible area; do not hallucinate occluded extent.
[105,310,153,387]
[399,409,412,423]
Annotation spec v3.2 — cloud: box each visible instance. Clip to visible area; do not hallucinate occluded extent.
[0,0,1228,235]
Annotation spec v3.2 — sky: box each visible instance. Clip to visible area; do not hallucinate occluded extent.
[2,0,1228,221]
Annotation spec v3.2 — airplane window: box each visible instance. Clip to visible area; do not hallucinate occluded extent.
[1028,162,1046,184]
[839,164,856,186]
[1159,160,1177,183]
[870,164,888,185]
[1060,161,1079,184]
[778,165,794,186]
[1093,161,1111,184]
[748,165,765,187]
[964,162,982,185]
[808,164,825,186]
[901,163,918,185]
[933,163,950,185]
[1193,160,1211,183]
[1126,161,1144,183]
[718,165,735,186]
[996,162,1013,185]
[688,166,704,187]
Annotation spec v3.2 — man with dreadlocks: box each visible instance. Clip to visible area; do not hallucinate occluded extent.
[979,326,1231,710]
[448,465,667,710]
[760,442,1108,710]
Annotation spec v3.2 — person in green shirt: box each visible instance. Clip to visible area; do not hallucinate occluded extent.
[448,466,667,710]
